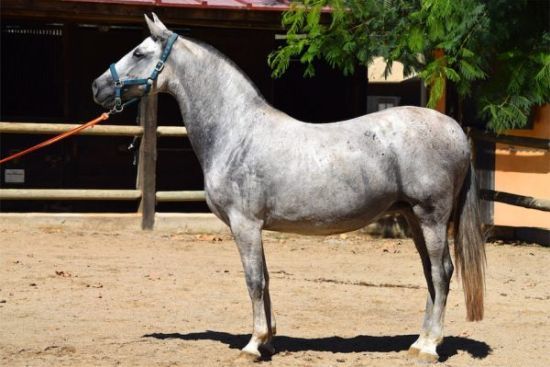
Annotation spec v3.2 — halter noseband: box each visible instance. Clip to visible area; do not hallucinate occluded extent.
[109,32,178,113]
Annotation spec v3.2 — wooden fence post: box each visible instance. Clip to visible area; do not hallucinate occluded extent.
[137,95,158,230]
[473,138,495,226]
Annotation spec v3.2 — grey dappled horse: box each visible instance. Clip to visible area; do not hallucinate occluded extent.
[93,14,486,363]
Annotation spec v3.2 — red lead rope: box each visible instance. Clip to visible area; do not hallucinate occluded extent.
[0,113,110,165]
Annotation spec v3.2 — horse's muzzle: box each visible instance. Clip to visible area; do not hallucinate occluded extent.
[92,80,100,99]
[91,78,114,108]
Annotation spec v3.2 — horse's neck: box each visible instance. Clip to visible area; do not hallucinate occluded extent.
[167,40,268,169]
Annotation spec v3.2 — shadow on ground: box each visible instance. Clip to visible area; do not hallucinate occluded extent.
[144,330,491,362]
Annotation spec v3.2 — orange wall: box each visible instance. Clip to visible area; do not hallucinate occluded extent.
[494,105,550,228]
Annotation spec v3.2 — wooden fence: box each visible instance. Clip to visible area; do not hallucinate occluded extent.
[0,96,205,229]
[1,97,549,230]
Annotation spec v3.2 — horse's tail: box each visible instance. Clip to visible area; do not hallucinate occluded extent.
[453,162,486,321]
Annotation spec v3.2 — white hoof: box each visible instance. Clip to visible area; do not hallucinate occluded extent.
[241,344,261,358]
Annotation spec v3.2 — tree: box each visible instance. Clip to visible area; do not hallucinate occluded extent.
[268,0,549,132]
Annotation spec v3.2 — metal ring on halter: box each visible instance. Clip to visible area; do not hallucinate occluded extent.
[111,99,124,113]
[111,105,124,114]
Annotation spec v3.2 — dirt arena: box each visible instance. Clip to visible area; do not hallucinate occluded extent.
[1,225,549,366]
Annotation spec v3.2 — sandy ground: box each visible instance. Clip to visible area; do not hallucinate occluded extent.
[1,226,549,367]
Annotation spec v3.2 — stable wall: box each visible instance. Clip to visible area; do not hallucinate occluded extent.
[494,105,550,229]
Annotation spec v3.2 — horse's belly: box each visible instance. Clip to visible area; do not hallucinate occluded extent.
[264,216,377,235]
[263,190,394,235]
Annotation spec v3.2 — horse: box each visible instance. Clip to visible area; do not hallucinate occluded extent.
[92,14,486,363]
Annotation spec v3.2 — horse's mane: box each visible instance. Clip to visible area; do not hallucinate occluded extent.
[180,35,268,103]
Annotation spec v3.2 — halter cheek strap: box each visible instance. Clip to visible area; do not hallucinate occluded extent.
[109,32,178,113]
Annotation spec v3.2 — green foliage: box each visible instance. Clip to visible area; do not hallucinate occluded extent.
[269,0,550,132]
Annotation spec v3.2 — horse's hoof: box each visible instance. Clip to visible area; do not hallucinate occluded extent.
[233,352,262,367]
[417,351,439,363]
[407,346,421,357]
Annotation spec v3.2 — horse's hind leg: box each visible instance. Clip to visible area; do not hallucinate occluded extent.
[230,213,274,360]
[403,209,433,357]
[405,204,454,362]
[262,250,277,337]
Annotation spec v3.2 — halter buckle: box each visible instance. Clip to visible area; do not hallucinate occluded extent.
[154,60,165,72]
[114,80,124,88]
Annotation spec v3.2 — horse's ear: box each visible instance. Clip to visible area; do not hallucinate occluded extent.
[144,13,168,40]
[151,12,165,27]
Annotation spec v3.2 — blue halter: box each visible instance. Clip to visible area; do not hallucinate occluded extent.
[109,32,178,113]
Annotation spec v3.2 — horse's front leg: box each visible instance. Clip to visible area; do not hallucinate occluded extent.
[262,250,276,337]
[231,214,274,360]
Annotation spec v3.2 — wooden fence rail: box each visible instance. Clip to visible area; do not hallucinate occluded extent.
[0,122,187,137]
[1,107,548,229]
[480,189,550,212]
[156,191,206,202]
[0,189,206,202]
[0,189,142,201]
[469,128,550,151]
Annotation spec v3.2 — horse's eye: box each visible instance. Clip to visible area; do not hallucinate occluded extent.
[133,50,144,59]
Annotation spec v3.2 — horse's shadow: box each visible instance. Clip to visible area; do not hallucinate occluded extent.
[143,330,491,362]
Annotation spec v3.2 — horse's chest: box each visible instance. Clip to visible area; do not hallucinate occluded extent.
[204,170,267,217]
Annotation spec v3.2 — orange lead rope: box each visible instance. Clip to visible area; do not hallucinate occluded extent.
[0,112,110,165]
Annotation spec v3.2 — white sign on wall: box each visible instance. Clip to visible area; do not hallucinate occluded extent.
[4,169,25,184]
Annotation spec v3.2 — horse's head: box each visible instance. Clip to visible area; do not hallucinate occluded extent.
[92,13,176,111]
